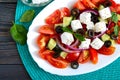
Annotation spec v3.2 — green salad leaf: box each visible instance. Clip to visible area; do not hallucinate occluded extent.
[20,10,35,22]
[10,23,27,45]
[111,12,118,23]
[62,27,85,41]
[114,25,119,36]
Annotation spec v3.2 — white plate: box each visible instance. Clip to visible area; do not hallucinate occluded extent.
[27,0,120,76]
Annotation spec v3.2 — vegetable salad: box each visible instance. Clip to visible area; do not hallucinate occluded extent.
[37,0,120,69]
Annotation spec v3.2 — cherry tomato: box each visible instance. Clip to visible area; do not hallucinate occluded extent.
[89,47,98,64]
[78,50,90,64]
[45,9,61,25]
[73,0,86,10]
[37,34,50,51]
[39,50,54,59]
[46,54,68,68]
[61,7,70,18]
[39,25,55,35]
[65,53,80,62]
[97,46,116,55]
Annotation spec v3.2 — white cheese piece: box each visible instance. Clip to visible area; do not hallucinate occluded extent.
[79,38,91,49]
[61,32,74,45]
[99,7,112,20]
[86,22,95,30]
[32,0,48,4]
[94,21,107,32]
[90,38,104,50]
[71,20,83,32]
[79,12,91,24]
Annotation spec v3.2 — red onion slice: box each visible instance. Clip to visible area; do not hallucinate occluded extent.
[56,38,81,53]
[82,9,99,15]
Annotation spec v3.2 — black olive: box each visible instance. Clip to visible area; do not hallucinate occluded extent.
[104,40,112,47]
[53,45,62,53]
[71,8,80,18]
[87,29,95,38]
[91,13,99,24]
[110,32,117,40]
[52,53,60,58]
[76,29,85,35]
[55,26,63,34]
[103,0,112,7]
[71,61,79,69]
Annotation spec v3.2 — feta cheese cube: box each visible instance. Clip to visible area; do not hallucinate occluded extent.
[99,7,112,20]
[79,12,91,24]
[61,32,74,45]
[86,22,95,30]
[79,38,91,49]
[94,22,107,32]
[71,20,83,32]
[90,38,104,50]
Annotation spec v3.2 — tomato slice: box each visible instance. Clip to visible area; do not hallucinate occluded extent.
[45,9,61,25]
[89,47,98,64]
[37,34,50,51]
[97,46,116,55]
[46,54,68,68]
[39,50,54,59]
[78,50,90,64]
[73,0,86,10]
[61,7,70,18]
[65,53,80,62]
[39,25,55,35]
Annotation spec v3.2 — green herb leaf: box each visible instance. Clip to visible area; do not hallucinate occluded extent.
[114,25,119,36]
[62,27,73,33]
[111,12,118,23]
[74,33,85,41]
[10,24,27,45]
[20,10,35,22]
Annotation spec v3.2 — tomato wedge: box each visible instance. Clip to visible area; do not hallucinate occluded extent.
[65,53,80,62]
[97,46,116,55]
[78,50,90,64]
[82,0,96,8]
[45,9,61,25]
[61,7,70,18]
[89,47,98,64]
[39,25,55,35]
[73,0,86,10]
[37,34,50,51]
[39,50,54,59]
[46,54,69,68]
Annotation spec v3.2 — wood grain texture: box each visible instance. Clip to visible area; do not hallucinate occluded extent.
[0,2,31,80]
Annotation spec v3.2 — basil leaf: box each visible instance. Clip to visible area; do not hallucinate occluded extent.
[10,24,27,45]
[74,33,85,41]
[114,25,119,36]
[62,27,73,33]
[20,10,35,22]
[111,12,118,23]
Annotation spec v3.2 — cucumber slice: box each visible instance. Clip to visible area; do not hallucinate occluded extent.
[101,34,110,41]
[55,23,63,28]
[60,51,68,59]
[63,17,73,27]
[110,39,116,46]
[99,5,105,10]
[98,17,108,24]
[47,38,56,50]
